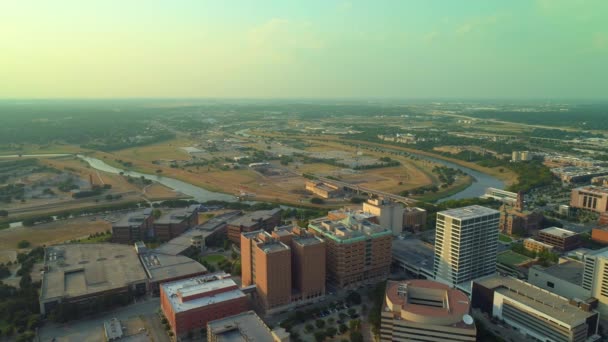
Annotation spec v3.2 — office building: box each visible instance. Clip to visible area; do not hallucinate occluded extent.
[111,208,154,244]
[207,311,289,342]
[362,198,405,236]
[309,212,392,289]
[153,205,200,241]
[570,186,608,213]
[523,238,555,253]
[583,248,608,315]
[227,208,282,244]
[482,187,518,205]
[380,280,476,342]
[241,231,292,310]
[433,205,500,289]
[39,244,148,315]
[538,227,581,251]
[528,260,590,300]
[160,273,249,338]
[305,181,341,199]
[402,207,427,232]
[472,274,599,342]
[138,250,208,295]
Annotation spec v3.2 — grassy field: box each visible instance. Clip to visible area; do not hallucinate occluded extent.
[112,138,194,162]
[497,250,532,267]
[0,217,110,263]
[201,254,226,264]
[499,234,513,243]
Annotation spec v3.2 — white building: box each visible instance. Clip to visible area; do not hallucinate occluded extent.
[363,199,404,236]
[433,205,500,290]
[583,248,608,316]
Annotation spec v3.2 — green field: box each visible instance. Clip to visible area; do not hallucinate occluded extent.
[497,250,532,266]
[498,234,513,243]
[201,254,226,264]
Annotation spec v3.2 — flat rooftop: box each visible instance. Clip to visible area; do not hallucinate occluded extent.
[532,260,584,286]
[41,244,148,302]
[140,252,207,283]
[540,226,577,238]
[208,311,282,342]
[154,211,241,256]
[227,208,281,228]
[155,206,198,225]
[308,213,392,244]
[574,185,608,194]
[438,205,499,220]
[391,238,434,272]
[162,273,244,313]
[113,208,152,228]
[475,274,595,326]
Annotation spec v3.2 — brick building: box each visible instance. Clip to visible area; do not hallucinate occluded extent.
[227,208,282,244]
[154,205,200,241]
[160,273,249,338]
[308,212,392,289]
[111,208,154,244]
[538,227,581,251]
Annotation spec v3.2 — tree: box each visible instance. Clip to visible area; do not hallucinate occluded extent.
[349,331,363,342]
[315,319,325,329]
[305,324,314,334]
[17,240,30,249]
[105,194,113,201]
[339,324,348,334]
[0,210,8,217]
[153,209,162,219]
[310,197,325,205]
[314,331,325,342]
[346,291,362,305]
[325,327,337,338]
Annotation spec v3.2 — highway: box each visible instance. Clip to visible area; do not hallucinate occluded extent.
[315,176,418,205]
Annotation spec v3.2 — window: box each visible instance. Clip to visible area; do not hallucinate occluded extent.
[547,281,555,288]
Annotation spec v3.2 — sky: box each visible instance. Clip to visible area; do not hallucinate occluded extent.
[1,0,607,99]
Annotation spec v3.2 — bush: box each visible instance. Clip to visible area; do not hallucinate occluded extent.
[315,319,325,329]
[17,240,30,249]
[310,197,325,205]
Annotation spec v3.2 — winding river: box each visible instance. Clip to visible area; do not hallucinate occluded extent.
[2,152,504,204]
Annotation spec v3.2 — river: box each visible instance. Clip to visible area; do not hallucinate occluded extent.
[2,152,504,204]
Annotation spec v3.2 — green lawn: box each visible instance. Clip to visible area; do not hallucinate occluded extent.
[201,254,226,264]
[498,234,513,243]
[497,250,532,267]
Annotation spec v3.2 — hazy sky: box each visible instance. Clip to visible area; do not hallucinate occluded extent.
[1,0,607,99]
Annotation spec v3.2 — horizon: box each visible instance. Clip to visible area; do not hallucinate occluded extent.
[2,0,607,99]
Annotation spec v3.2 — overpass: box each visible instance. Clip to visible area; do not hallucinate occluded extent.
[315,176,418,205]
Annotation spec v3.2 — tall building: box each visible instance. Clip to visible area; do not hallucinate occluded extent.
[583,248,608,315]
[160,273,249,338]
[241,230,292,310]
[241,227,326,311]
[380,280,476,342]
[308,212,392,289]
[433,205,500,289]
[472,274,599,342]
[362,199,405,236]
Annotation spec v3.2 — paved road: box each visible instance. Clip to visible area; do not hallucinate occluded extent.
[38,297,164,342]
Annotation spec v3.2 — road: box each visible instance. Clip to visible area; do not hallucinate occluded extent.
[315,176,417,205]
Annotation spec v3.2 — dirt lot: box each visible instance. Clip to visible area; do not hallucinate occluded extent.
[0,217,110,263]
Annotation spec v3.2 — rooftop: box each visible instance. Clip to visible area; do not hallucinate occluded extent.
[227,208,282,228]
[540,226,578,238]
[475,274,596,326]
[113,208,152,228]
[41,244,148,301]
[391,238,434,272]
[140,252,207,283]
[155,205,199,225]
[531,260,584,286]
[384,280,474,329]
[161,273,244,313]
[308,213,392,244]
[208,311,287,342]
[574,185,608,194]
[438,205,499,220]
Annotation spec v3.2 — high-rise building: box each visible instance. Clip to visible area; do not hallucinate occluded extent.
[380,280,476,342]
[308,212,392,289]
[241,230,291,310]
[433,205,500,289]
[582,248,608,315]
[362,199,405,236]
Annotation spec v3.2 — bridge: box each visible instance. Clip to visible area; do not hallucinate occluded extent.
[315,176,418,205]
